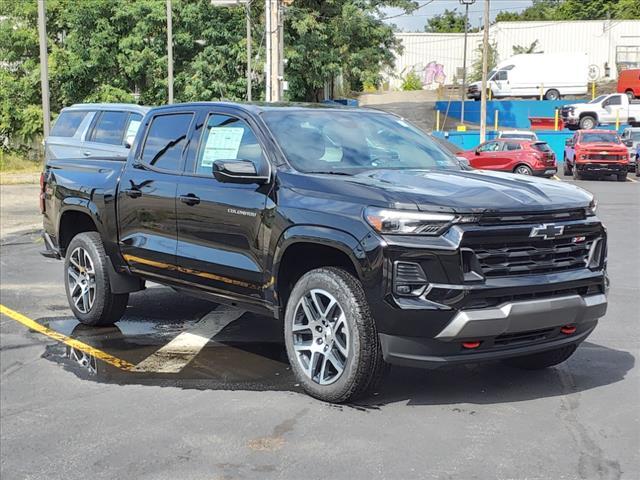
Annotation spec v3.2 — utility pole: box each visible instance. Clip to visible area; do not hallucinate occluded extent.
[459,0,475,126]
[265,0,282,102]
[479,0,490,142]
[37,0,50,138]
[166,0,174,104]
[246,2,252,101]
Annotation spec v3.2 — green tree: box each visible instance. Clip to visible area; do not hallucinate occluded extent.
[512,40,543,55]
[495,0,640,21]
[469,40,498,82]
[424,8,465,33]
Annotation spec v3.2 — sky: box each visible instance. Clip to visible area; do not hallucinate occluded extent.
[383,0,534,32]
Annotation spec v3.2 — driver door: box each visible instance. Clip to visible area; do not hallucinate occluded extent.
[175,109,274,308]
[471,141,501,169]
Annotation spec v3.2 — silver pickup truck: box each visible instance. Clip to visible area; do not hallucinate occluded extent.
[561,94,640,130]
[45,103,149,162]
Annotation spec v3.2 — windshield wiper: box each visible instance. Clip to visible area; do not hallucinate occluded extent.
[306,171,353,176]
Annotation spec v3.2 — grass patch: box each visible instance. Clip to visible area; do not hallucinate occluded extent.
[0,152,43,174]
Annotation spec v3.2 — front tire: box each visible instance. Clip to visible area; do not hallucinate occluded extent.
[573,166,583,180]
[64,232,129,326]
[503,345,577,370]
[544,89,560,100]
[284,267,386,403]
[563,156,573,176]
[617,173,627,182]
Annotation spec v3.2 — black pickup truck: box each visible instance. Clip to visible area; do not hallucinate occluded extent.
[41,102,608,402]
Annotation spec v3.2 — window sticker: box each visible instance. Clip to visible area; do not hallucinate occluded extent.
[201,127,245,167]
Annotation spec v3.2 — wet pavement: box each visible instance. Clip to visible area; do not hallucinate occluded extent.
[1,179,639,480]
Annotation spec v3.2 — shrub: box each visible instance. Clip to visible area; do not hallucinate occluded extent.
[401,71,423,91]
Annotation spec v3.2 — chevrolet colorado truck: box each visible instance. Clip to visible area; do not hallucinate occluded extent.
[563,129,630,181]
[561,93,640,130]
[41,102,609,403]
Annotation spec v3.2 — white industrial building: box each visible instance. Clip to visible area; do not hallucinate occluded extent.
[389,20,640,89]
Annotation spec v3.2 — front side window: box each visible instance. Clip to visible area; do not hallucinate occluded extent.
[605,96,622,106]
[89,111,129,145]
[51,111,89,137]
[195,114,265,175]
[494,71,508,81]
[262,110,459,173]
[141,113,193,171]
[477,142,500,153]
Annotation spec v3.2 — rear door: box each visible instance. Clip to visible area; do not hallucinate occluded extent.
[118,111,195,281]
[83,111,143,159]
[175,108,274,307]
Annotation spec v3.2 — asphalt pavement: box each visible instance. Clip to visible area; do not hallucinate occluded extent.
[1,178,638,480]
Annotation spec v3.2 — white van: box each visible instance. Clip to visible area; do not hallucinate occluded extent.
[467,53,588,101]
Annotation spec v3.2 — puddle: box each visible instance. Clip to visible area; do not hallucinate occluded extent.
[42,316,299,392]
[37,288,300,393]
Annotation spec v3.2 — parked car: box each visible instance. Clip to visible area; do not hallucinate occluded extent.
[458,139,557,177]
[563,129,629,181]
[46,103,149,162]
[561,93,640,130]
[620,126,640,172]
[617,68,640,100]
[497,130,538,141]
[467,53,588,101]
[41,102,607,403]
[428,134,473,169]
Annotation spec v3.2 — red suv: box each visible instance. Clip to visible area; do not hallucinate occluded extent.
[459,139,557,177]
[563,130,629,181]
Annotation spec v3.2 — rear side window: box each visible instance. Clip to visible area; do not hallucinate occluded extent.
[88,111,129,145]
[51,111,89,137]
[141,113,193,171]
[504,142,521,151]
[532,142,552,152]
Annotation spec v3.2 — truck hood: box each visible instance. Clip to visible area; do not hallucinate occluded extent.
[288,169,593,213]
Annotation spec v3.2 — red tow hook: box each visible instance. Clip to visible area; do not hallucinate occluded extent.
[560,325,577,335]
[462,341,481,349]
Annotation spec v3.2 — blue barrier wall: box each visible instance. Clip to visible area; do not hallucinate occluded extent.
[435,99,587,129]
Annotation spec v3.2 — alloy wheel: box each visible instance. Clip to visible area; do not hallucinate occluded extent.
[515,166,532,175]
[291,289,350,385]
[67,247,96,314]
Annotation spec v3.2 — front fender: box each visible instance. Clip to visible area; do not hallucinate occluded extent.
[272,225,370,281]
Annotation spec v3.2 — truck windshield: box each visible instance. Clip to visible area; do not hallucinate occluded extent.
[588,95,606,104]
[262,110,460,174]
[581,133,620,143]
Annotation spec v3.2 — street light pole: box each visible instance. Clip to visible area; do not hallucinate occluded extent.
[459,0,475,126]
[37,0,50,138]
[166,0,174,104]
[246,2,252,101]
[479,0,490,143]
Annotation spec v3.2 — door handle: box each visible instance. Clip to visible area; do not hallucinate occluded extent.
[179,193,200,206]
[123,188,142,198]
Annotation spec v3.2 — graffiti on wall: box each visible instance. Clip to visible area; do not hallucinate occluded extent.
[422,61,446,86]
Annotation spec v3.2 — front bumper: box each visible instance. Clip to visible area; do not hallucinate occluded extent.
[381,293,605,367]
[576,162,628,175]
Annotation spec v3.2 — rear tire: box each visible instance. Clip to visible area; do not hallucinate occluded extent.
[626,90,635,101]
[544,89,560,101]
[514,164,533,176]
[64,232,129,326]
[503,345,577,370]
[284,267,387,403]
[579,115,597,130]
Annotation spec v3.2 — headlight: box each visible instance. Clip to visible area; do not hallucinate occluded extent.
[364,207,457,235]
[587,197,598,216]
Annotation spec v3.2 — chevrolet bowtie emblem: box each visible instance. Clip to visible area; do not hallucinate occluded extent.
[530,223,564,240]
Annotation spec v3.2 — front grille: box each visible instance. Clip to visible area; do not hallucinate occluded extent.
[473,237,596,277]
[585,154,625,161]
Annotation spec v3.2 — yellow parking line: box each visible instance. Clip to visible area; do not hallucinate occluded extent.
[552,175,561,181]
[627,176,637,183]
[0,304,134,370]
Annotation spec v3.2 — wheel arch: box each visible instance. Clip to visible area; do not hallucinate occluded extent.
[272,226,371,313]
[57,204,102,256]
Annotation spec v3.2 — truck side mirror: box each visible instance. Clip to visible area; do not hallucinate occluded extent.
[623,139,633,147]
[212,159,269,184]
